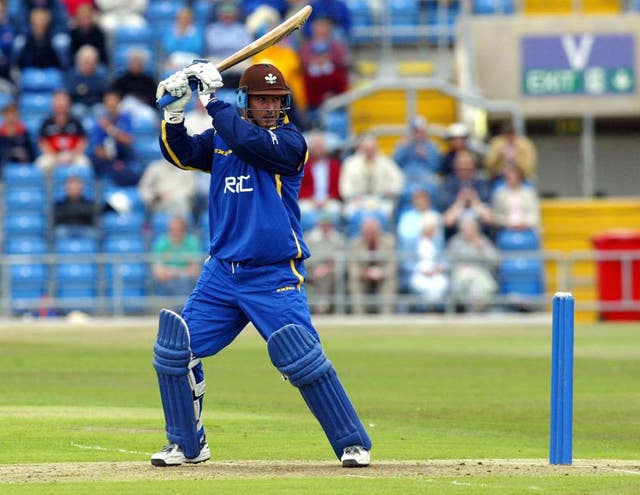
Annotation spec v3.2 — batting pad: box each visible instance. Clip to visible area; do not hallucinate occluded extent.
[267,324,372,459]
[153,309,205,459]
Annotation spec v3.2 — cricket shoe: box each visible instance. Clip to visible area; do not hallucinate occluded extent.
[341,445,370,467]
[151,440,210,466]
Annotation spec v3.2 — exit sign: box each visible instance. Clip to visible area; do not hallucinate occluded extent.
[521,34,635,96]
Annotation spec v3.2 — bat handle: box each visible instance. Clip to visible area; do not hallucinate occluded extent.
[155,79,199,109]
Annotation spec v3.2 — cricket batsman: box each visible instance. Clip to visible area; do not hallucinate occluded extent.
[151,61,372,467]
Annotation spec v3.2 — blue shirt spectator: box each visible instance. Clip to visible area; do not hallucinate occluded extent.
[0,0,15,82]
[393,116,442,176]
[68,45,107,118]
[161,7,204,58]
[90,89,142,186]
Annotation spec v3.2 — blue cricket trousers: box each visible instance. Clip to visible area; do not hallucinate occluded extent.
[182,257,319,358]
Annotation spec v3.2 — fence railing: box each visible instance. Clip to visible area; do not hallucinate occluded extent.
[3,248,639,318]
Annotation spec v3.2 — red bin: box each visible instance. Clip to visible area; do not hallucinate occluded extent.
[592,231,640,321]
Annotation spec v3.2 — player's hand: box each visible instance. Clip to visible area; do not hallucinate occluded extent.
[156,71,192,120]
[184,61,223,95]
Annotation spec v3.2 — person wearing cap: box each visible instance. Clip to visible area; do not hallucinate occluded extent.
[440,122,470,178]
[151,61,372,468]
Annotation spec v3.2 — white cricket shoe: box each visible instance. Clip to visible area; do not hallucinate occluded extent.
[341,445,370,467]
[151,441,210,466]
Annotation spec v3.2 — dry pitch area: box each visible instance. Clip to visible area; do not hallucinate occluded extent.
[2,459,639,484]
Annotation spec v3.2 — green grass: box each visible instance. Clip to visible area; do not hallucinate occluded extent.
[1,319,639,494]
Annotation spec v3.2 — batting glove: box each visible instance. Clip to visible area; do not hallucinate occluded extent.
[156,70,192,124]
[184,61,223,95]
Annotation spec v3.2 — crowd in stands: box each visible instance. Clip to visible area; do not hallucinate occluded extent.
[0,0,544,316]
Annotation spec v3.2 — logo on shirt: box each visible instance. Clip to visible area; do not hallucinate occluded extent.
[224,175,253,194]
[276,285,295,293]
[265,73,277,84]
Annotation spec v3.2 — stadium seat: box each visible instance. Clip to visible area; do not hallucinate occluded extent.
[113,24,154,46]
[101,211,146,236]
[322,109,350,140]
[499,257,545,296]
[193,0,215,27]
[102,236,146,253]
[3,212,47,237]
[472,0,515,14]
[5,236,48,254]
[389,0,420,44]
[54,262,97,286]
[3,163,44,187]
[133,137,160,164]
[10,263,47,287]
[145,0,186,25]
[496,229,540,251]
[54,237,98,254]
[19,68,65,92]
[105,262,149,315]
[18,92,53,116]
[4,187,47,213]
[346,0,374,44]
[150,211,173,240]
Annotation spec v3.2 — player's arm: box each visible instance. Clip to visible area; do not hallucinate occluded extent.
[207,100,307,176]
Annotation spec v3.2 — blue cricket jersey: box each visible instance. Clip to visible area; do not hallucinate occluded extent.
[159,99,310,266]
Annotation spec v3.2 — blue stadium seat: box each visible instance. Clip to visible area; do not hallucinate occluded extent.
[3,163,44,187]
[113,25,154,46]
[150,211,173,240]
[4,187,47,212]
[145,0,186,24]
[499,257,545,296]
[106,262,149,314]
[54,237,98,254]
[322,109,350,139]
[0,92,12,110]
[54,262,97,286]
[19,68,65,92]
[5,236,48,254]
[11,263,47,286]
[19,92,53,116]
[133,136,160,164]
[389,0,420,43]
[193,0,214,26]
[472,0,515,14]
[3,212,47,237]
[102,236,146,253]
[496,229,540,251]
[346,0,374,44]
[22,114,44,139]
[102,211,146,236]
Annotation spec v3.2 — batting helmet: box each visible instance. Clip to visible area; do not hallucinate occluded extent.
[236,63,291,111]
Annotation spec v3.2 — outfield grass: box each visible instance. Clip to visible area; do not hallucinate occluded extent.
[1,318,639,494]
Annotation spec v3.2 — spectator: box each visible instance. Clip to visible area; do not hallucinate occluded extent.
[446,215,499,312]
[13,0,69,35]
[299,131,342,227]
[348,215,397,315]
[95,0,147,33]
[440,149,492,240]
[409,211,448,307]
[247,5,308,128]
[491,163,541,232]
[68,44,107,118]
[151,215,202,300]
[396,188,443,290]
[0,0,16,83]
[0,103,35,166]
[339,134,404,223]
[69,4,109,66]
[484,122,537,183]
[242,0,288,18]
[393,116,442,179]
[90,89,142,186]
[13,7,69,69]
[138,158,198,219]
[300,17,349,120]
[304,0,351,40]
[61,0,93,18]
[304,212,346,314]
[440,122,470,178]
[53,174,97,239]
[162,7,204,69]
[35,90,90,171]
[110,48,158,111]
[204,2,252,88]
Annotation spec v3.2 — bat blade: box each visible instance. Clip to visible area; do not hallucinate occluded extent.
[156,5,312,108]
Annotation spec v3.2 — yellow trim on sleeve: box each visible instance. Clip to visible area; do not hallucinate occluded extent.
[161,120,200,171]
[275,173,282,197]
[289,259,304,291]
